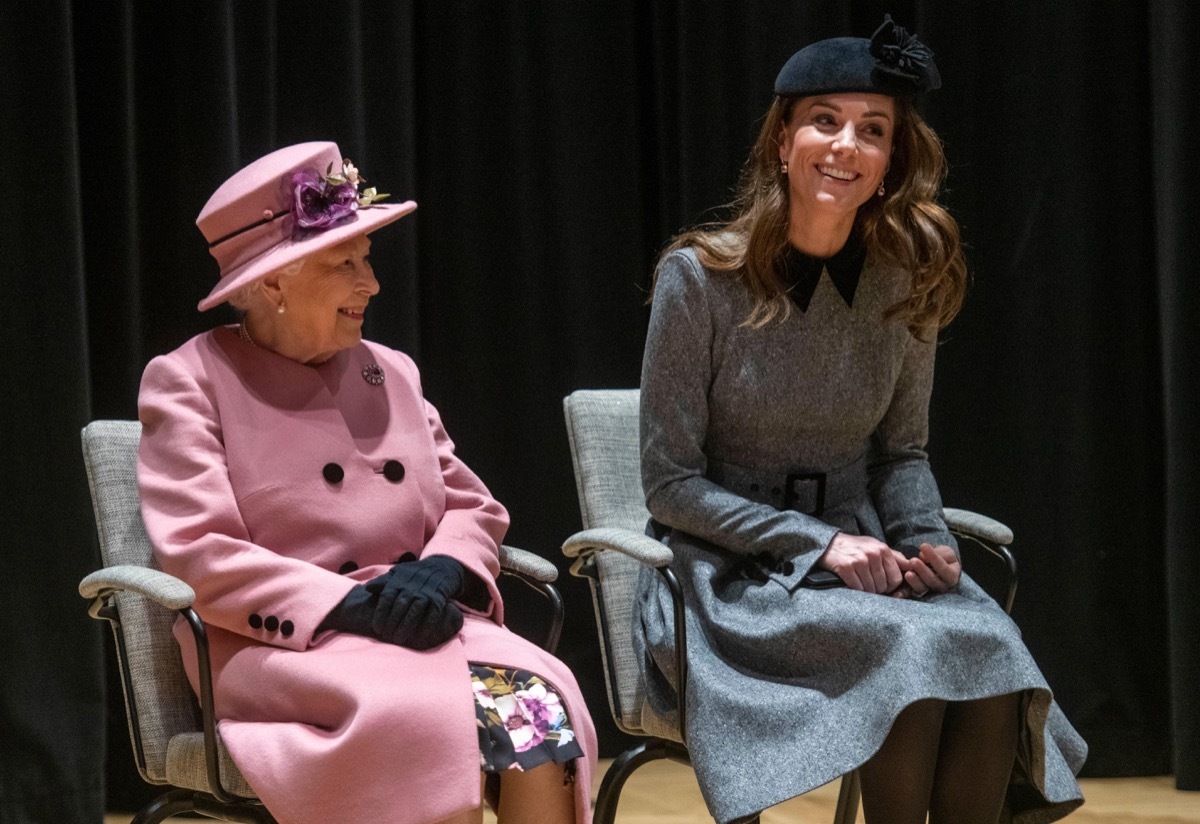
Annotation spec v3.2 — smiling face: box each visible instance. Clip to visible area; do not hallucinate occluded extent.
[778,93,895,231]
[267,234,379,364]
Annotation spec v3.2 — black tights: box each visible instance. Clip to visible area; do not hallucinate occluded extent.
[858,694,1021,824]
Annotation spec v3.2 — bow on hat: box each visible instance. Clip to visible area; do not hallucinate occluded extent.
[869,14,940,90]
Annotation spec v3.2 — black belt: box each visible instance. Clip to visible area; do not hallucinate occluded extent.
[705,455,867,516]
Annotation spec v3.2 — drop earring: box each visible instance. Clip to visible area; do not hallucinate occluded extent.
[781,161,789,175]
[877,182,886,197]
[277,299,286,315]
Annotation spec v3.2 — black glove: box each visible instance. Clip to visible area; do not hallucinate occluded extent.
[316,582,380,637]
[364,555,466,650]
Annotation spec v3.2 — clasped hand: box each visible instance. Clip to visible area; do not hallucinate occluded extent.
[817,534,960,597]
[320,554,467,650]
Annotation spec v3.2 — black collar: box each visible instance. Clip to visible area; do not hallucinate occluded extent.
[779,235,867,312]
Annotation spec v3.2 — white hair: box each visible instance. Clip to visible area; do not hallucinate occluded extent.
[226,257,307,312]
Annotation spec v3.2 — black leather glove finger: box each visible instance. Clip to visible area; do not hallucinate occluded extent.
[362,567,396,595]
[369,565,423,632]
[364,553,417,596]
[317,584,378,638]
[369,555,466,631]
[399,589,437,635]
[404,601,465,651]
[378,587,434,642]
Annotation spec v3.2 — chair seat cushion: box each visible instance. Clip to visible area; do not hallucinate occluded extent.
[638,699,684,743]
[165,732,258,799]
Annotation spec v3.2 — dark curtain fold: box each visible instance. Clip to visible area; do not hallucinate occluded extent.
[0,2,106,822]
[1,3,1195,819]
[1150,0,1200,792]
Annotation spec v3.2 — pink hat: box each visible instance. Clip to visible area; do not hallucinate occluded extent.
[195,141,417,311]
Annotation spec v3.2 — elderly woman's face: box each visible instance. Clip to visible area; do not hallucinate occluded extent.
[778,93,894,219]
[277,234,379,363]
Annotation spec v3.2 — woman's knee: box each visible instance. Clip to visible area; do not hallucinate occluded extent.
[496,762,576,824]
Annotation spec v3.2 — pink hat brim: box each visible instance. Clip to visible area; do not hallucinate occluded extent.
[197,199,417,311]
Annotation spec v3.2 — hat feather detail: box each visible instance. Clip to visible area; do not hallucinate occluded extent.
[870,14,938,87]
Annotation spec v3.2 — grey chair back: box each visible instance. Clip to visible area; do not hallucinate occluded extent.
[563,389,677,740]
[81,420,200,785]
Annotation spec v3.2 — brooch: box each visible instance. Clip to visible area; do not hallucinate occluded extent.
[361,364,385,386]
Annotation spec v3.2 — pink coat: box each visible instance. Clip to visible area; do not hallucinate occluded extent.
[137,327,596,824]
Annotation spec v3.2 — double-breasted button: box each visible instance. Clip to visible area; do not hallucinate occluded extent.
[382,460,405,483]
[323,462,345,484]
[338,561,359,575]
[264,615,280,632]
[776,560,795,576]
[280,620,295,638]
[248,613,263,629]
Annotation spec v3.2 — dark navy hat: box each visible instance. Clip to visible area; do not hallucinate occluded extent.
[774,15,941,100]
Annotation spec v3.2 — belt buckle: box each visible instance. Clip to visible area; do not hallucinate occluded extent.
[784,471,826,515]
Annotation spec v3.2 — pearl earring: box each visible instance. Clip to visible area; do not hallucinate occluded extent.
[781,161,789,175]
[877,182,886,197]
[277,300,286,315]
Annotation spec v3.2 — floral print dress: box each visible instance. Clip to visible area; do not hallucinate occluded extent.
[470,665,583,779]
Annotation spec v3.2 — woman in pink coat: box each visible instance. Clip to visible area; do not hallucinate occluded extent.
[137,141,596,824]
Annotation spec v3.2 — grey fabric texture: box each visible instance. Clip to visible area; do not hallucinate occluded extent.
[498,544,558,582]
[944,506,1015,545]
[165,733,257,799]
[562,527,674,568]
[79,564,195,610]
[633,249,1087,824]
[81,420,257,797]
[562,390,681,742]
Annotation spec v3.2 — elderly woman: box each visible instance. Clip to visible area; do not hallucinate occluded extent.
[634,18,1086,824]
[137,142,595,824]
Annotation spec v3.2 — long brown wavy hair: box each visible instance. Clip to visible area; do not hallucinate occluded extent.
[655,96,966,336]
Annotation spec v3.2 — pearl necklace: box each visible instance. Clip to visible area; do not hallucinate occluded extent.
[238,318,262,349]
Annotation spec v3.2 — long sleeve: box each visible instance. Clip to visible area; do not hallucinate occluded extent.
[138,351,360,651]
[866,331,957,552]
[639,251,840,563]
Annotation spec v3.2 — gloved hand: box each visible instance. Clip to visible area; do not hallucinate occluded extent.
[316,582,380,638]
[364,554,466,650]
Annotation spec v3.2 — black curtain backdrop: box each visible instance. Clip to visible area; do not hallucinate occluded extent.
[1,2,1196,820]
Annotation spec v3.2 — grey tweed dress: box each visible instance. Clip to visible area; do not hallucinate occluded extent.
[634,247,1087,823]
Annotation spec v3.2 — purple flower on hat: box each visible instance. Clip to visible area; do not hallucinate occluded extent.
[286,158,392,238]
[289,167,360,233]
[869,14,934,79]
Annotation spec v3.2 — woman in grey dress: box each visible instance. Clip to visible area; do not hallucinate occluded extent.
[635,17,1087,824]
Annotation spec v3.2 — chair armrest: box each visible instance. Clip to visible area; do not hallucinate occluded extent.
[497,545,563,655]
[79,565,195,610]
[499,544,558,583]
[563,526,689,737]
[562,527,674,569]
[79,565,256,804]
[943,507,1014,546]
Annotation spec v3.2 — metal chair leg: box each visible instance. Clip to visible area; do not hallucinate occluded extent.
[594,739,686,824]
[131,789,198,824]
[131,788,276,824]
[833,770,861,824]
[193,793,278,823]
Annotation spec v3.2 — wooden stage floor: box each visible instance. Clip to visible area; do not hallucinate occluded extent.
[104,758,1199,823]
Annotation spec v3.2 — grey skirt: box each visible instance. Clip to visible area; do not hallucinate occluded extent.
[634,528,1088,824]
